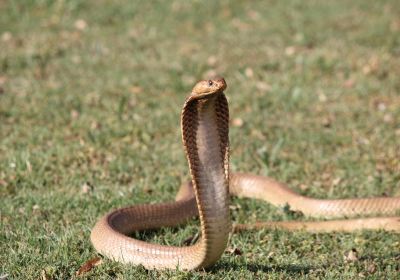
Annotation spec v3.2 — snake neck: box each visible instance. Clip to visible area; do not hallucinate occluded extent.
[181,92,231,268]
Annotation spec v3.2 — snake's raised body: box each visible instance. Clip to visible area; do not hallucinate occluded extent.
[91,78,400,270]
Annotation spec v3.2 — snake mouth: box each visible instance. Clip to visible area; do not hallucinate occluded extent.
[191,91,222,101]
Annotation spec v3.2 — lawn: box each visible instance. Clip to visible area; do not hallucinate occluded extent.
[1,0,399,279]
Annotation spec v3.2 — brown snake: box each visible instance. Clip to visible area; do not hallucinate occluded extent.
[91,78,400,270]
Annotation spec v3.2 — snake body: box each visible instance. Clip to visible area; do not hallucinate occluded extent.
[91,78,400,270]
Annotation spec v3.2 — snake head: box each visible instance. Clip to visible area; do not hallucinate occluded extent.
[190,78,227,99]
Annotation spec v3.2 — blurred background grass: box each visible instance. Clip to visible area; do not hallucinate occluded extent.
[1,0,399,279]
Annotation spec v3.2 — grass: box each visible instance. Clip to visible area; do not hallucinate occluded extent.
[1,0,400,279]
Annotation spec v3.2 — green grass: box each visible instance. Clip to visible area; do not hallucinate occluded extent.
[1,0,400,279]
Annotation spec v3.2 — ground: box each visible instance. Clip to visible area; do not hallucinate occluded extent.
[1,0,399,279]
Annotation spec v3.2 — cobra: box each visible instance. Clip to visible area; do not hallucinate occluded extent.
[90,78,400,270]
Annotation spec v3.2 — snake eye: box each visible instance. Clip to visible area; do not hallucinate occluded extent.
[208,80,213,86]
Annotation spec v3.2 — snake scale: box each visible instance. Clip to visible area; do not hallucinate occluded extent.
[91,78,400,270]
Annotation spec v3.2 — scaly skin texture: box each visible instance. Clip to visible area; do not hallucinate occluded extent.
[91,78,400,270]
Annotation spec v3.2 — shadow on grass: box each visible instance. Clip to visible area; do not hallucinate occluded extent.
[129,228,315,275]
[209,261,314,275]
[359,252,400,262]
[127,225,316,275]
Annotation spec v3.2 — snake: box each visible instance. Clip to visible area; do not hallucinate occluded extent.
[90,78,400,270]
